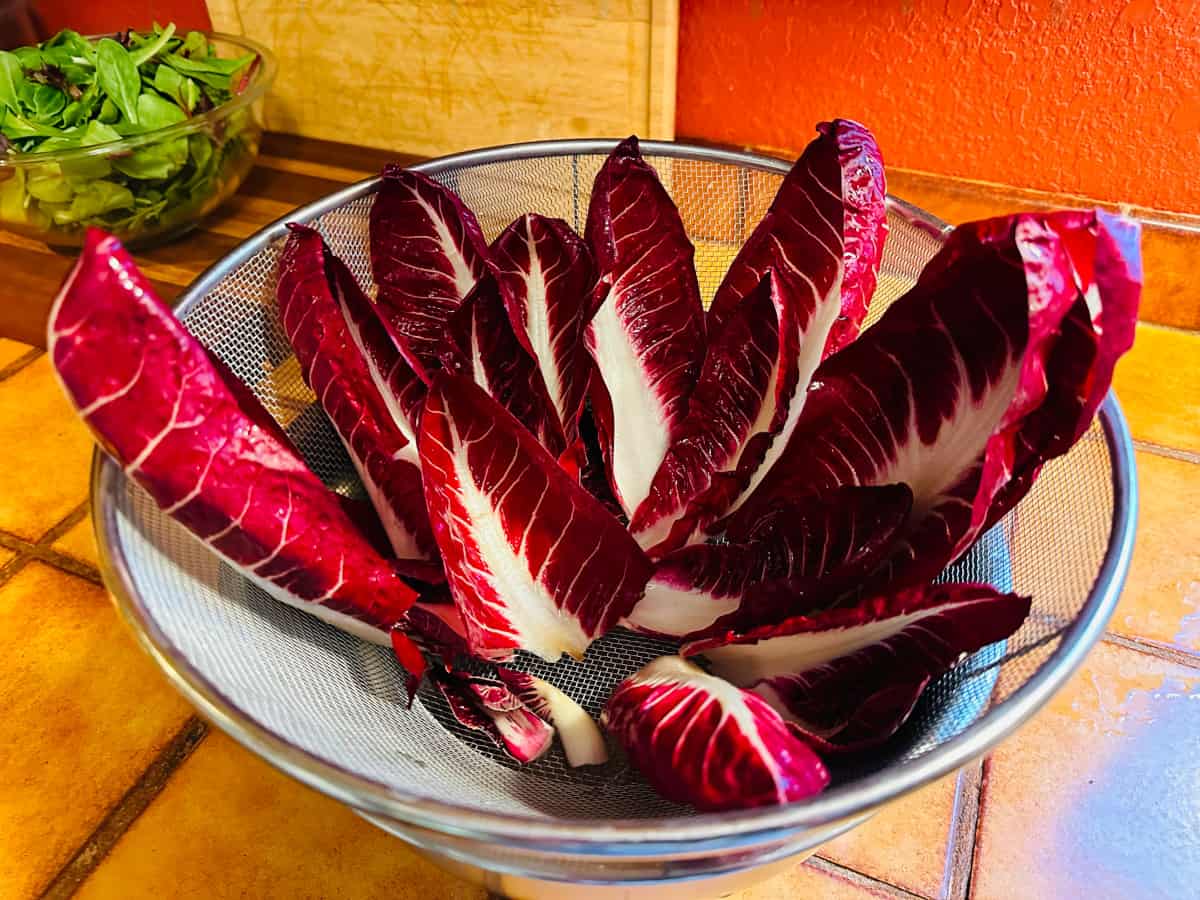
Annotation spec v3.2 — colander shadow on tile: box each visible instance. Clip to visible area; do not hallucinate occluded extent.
[91,139,1137,897]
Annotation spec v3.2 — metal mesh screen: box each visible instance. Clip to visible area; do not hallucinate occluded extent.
[104,150,1116,822]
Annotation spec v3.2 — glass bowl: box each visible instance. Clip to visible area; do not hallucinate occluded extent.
[0,32,275,249]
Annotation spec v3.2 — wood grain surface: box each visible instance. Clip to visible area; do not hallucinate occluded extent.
[206,0,678,155]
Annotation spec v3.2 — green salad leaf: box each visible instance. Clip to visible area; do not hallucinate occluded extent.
[96,38,141,125]
[0,24,263,243]
[13,47,41,70]
[129,23,176,67]
[0,52,24,112]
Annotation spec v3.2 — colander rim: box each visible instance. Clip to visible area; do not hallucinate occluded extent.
[91,137,1138,856]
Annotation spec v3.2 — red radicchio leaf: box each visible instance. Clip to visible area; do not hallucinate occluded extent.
[495,669,608,767]
[369,165,489,381]
[584,136,706,517]
[1071,210,1140,430]
[432,669,554,764]
[707,119,888,362]
[49,230,422,673]
[732,210,1141,588]
[277,225,434,560]
[630,122,888,554]
[417,373,654,662]
[603,656,830,811]
[981,210,1141,531]
[441,269,566,454]
[628,271,802,554]
[491,213,599,446]
[625,484,913,638]
[686,583,1031,753]
[389,626,428,702]
[400,600,472,666]
[404,602,606,766]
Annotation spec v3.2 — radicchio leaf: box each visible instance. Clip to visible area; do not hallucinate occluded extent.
[707,119,888,357]
[405,604,606,766]
[584,136,706,516]
[442,270,566,454]
[49,229,422,673]
[370,165,489,381]
[980,210,1141,531]
[495,669,608,767]
[628,271,802,554]
[1072,210,1141,429]
[687,583,1031,753]
[625,484,913,638]
[418,373,653,662]
[630,122,888,553]
[732,210,1141,587]
[401,600,472,666]
[491,213,598,445]
[277,225,434,560]
[432,669,554,764]
[603,656,829,810]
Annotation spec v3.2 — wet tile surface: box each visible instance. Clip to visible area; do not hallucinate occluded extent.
[0,563,194,899]
[0,356,94,541]
[1109,451,1200,654]
[74,731,488,900]
[972,641,1200,900]
[820,773,957,898]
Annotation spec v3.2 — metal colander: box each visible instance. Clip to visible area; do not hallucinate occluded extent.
[92,140,1137,894]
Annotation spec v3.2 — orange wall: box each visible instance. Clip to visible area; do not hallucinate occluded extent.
[676,0,1200,214]
[35,1,210,38]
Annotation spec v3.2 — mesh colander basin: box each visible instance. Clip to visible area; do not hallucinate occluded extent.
[91,140,1137,893]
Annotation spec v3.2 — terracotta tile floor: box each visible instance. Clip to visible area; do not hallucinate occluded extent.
[0,357,95,542]
[0,562,194,898]
[71,732,489,900]
[1,303,1197,897]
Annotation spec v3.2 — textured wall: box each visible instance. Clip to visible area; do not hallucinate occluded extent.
[36,0,211,35]
[676,0,1200,213]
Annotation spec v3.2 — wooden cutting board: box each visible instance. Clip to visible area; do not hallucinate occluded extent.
[206,0,678,156]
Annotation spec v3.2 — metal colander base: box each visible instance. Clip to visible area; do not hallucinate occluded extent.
[95,141,1134,839]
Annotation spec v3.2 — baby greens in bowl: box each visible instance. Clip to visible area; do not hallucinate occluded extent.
[0,25,275,248]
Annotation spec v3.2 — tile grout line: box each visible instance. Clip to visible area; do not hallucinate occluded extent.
[27,544,103,585]
[1001,609,1199,672]
[0,501,88,590]
[38,716,210,900]
[0,551,33,588]
[962,759,995,900]
[36,502,91,547]
[941,760,985,900]
[1100,630,1200,670]
[0,501,88,549]
[1131,438,1200,466]
[808,854,929,899]
[0,504,102,585]
[0,347,44,382]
